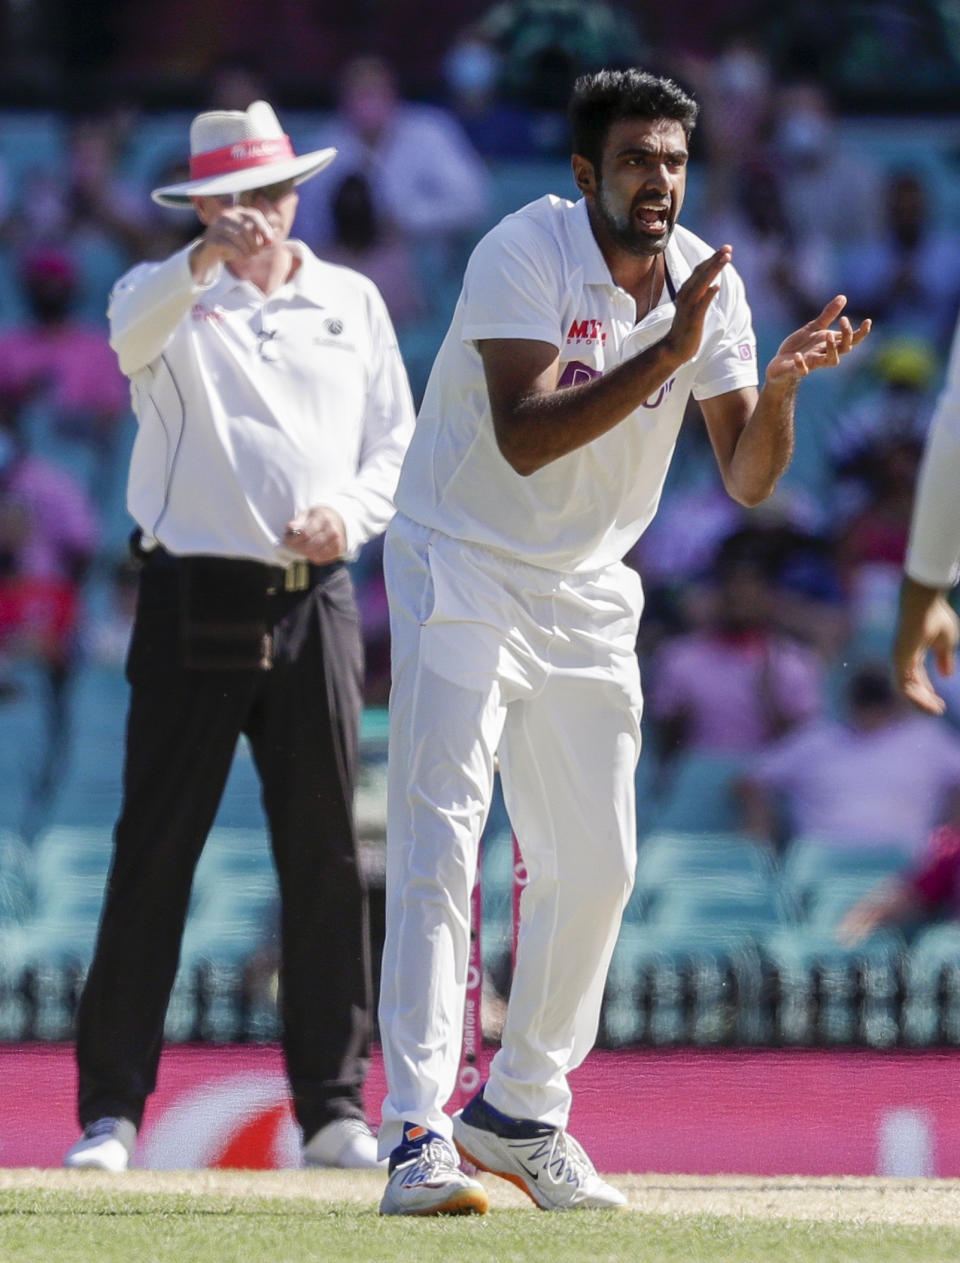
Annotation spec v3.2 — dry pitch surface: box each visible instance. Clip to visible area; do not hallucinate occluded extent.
[2,1168,960,1227]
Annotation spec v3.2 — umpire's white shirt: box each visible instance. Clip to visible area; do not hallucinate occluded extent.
[394,194,759,573]
[109,239,415,565]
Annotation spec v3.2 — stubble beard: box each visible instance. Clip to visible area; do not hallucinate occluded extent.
[595,181,672,258]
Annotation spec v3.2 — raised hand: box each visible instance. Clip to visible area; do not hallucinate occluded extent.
[197,205,276,265]
[767,296,871,384]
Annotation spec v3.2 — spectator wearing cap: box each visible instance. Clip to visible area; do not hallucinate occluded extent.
[63,99,415,1176]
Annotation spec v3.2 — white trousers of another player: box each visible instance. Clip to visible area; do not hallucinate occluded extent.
[377,514,643,1156]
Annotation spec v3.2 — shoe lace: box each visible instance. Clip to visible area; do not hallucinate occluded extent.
[545,1130,596,1184]
[418,1139,460,1174]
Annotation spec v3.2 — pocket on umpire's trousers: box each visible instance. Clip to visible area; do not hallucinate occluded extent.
[177,557,273,670]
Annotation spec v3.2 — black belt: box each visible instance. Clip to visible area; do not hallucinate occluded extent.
[132,534,343,594]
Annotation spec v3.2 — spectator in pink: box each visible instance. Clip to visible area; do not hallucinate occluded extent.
[0,388,99,839]
[839,825,960,946]
[648,546,823,759]
[738,662,960,856]
[0,248,129,502]
[0,388,98,655]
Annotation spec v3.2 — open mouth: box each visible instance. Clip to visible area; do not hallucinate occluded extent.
[635,203,669,234]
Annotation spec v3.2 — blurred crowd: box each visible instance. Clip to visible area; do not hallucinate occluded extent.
[3,1,960,867]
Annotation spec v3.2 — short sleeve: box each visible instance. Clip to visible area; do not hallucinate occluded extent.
[691,263,760,402]
[460,216,565,349]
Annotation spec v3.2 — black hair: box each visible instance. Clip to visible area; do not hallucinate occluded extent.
[569,69,698,171]
[848,663,896,710]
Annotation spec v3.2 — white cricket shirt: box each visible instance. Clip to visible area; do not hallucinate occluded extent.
[109,239,415,564]
[905,314,960,588]
[394,194,759,572]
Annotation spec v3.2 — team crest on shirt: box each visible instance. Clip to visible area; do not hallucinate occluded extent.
[191,303,224,323]
[566,318,606,345]
[324,317,344,335]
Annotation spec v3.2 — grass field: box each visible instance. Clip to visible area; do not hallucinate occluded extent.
[3,1171,960,1263]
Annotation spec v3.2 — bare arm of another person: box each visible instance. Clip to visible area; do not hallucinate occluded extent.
[893,315,960,712]
[893,579,959,716]
[837,877,922,946]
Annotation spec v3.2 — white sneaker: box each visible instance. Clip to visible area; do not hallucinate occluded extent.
[452,1089,626,1211]
[64,1117,137,1172]
[380,1124,489,1216]
[303,1117,386,1169]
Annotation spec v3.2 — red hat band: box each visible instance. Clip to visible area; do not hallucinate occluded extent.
[189,136,295,180]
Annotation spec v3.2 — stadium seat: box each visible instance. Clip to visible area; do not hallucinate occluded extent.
[191,827,273,884]
[645,879,786,936]
[762,923,903,1046]
[0,112,66,191]
[902,923,960,1046]
[630,830,775,914]
[781,836,910,915]
[640,751,750,835]
[604,921,764,1046]
[0,830,33,926]
[31,826,113,890]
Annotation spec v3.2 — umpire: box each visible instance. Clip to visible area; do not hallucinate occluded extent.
[64,100,415,1172]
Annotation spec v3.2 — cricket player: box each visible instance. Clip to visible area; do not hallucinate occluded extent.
[377,69,872,1216]
[892,312,960,714]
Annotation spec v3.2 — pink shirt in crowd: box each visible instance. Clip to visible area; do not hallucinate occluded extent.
[0,324,128,420]
[3,455,98,581]
[648,630,823,752]
[909,826,960,915]
[751,715,960,855]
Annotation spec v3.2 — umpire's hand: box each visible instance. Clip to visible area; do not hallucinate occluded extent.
[284,507,347,564]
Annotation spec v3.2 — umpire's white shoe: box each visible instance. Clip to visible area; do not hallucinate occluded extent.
[380,1124,489,1216]
[303,1117,386,1169]
[64,1117,137,1172]
[452,1088,626,1210]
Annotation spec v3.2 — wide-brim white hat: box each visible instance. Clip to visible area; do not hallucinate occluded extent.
[151,99,336,207]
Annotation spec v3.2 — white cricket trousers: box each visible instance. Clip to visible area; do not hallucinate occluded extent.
[377,514,643,1155]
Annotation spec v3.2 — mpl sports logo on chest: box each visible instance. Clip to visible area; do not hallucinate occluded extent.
[566,318,606,345]
[191,304,224,324]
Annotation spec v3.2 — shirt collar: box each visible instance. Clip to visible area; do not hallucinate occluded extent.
[569,196,686,296]
[206,239,326,307]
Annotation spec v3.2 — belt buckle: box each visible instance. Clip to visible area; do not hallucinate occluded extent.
[284,560,310,592]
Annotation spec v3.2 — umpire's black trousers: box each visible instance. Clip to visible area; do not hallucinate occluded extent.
[75,549,371,1140]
